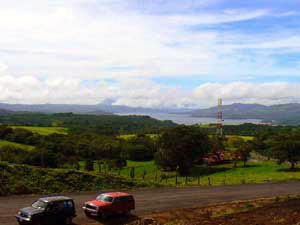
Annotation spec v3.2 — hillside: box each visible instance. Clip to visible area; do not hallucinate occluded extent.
[0,161,152,196]
[0,140,34,151]
[191,103,300,124]
[0,112,177,134]
[0,109,14,115]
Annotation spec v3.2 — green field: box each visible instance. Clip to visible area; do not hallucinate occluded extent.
[118,134,159,140]
[226,135,254,141]
[91,160,300,187]
[0,140,34,151]
[11,126,68,135]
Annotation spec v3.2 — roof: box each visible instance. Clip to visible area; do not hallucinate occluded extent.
[102,192,132,198]
[39,196,72,203]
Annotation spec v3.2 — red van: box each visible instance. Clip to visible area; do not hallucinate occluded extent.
[83,192,135,219]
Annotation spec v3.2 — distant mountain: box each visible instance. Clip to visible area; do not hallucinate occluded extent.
[190,103,300,124]
[0,103,110,114]
[0,108,15,115]
[0,102,187,115]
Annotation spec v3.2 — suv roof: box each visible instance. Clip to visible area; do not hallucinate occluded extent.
[39,196,72,203]
[103,192,132,198]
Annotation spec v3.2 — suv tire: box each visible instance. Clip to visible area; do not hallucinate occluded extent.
[124,209,131,216]
[34,220,41,225]
[65,216,72,225]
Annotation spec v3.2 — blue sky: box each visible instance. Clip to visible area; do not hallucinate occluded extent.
[0,0,300,108]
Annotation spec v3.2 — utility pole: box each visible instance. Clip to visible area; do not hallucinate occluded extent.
[216,98,223,137]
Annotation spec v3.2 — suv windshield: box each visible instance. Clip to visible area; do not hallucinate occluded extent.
[32,200,47,209]
[96,194,113,203]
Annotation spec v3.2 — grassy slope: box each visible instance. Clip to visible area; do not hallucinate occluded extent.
[11,126,68,135]
[0,140,34,151]
[0,161,157,196]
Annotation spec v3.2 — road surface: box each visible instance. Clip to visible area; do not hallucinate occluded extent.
[2,182,300,225]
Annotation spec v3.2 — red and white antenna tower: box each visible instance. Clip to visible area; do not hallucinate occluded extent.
[216,98,223,136]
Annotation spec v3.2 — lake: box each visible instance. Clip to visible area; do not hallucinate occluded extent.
[117,112,262,125]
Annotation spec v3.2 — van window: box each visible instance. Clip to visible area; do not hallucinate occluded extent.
[64,200,74,208]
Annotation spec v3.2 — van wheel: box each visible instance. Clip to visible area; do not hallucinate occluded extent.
[65,217,72,225]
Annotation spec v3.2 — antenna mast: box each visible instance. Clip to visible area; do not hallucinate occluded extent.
[216,98,223,136]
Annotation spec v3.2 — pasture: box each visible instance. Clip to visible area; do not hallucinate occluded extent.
[0,140,34,151]
[11,126,68,135]
[87,160,300,187]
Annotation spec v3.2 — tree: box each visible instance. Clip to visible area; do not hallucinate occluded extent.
[228,136,244,167]
[155,126,210,175]
[227,137,252,167]
[239,142,252,167]
[270,131,300,170]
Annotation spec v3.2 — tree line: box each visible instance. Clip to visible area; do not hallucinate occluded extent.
[1,122,300,174]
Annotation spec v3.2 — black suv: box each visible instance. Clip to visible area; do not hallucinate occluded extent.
[16,196,76,225]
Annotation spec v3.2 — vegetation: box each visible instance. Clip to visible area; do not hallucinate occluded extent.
[254,129,300,169]
[0,140,34,151]
[155,126,210,174]
[2,110,300,196]
[0,161,155,196]
[11,126,67,135]
[0,112,177,135]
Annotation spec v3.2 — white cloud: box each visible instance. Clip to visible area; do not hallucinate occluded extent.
[0,62,7,72]
[166,9,269,25]
[1,75,300,108]
[0,0,291,81]
[193,82,300,107]
[0,0,300,107]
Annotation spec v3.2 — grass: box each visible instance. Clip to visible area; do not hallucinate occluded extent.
[0,161,158,196]
[226,135,254,141]
[118,134,159,140]
[11,126,68,135]
[87,160,300,187]
[0,140,34,151]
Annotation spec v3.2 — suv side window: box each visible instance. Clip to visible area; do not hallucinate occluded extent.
[56,201,65,212]
[113,197,121,204]
[47,202,60,213]
[120,196,134,203]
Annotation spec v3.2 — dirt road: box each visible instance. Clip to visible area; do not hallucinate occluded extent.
[2,182,300,225]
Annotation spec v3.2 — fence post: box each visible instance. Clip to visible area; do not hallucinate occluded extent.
[208,177,211,186]
[143,169,146,180]
[198,176,200,185]
[130,167,135,179]
[223,175,226,185]
[185,176,188,185]
[176,174,178,185]
[155,169,158,182]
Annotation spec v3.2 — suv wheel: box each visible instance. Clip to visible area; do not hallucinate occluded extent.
[34,220,41,225]
[124,209,131,216]
[65,217,72,225]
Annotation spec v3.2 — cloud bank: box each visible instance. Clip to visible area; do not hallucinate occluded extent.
[0,0,300,107]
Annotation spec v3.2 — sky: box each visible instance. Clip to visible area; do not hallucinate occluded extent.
[1,0,300,108]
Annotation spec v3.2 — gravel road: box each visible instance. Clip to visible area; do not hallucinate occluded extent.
[2,182,300,225]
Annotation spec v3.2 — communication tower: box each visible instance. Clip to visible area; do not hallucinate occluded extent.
[216,98,223,136]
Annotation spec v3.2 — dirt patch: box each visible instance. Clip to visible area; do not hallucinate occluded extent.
[124,196,300,225]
